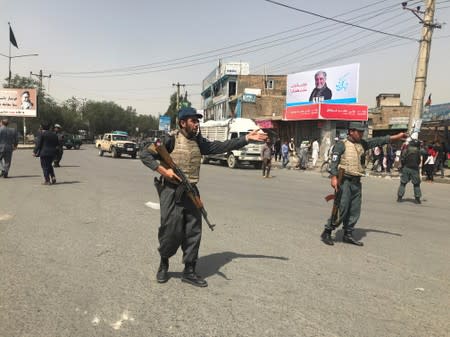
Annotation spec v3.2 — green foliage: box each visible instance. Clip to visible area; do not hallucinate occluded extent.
[2,75,160,138]
[165,91,192,129]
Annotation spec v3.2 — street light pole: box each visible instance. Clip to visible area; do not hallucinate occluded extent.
[0,52,39,87]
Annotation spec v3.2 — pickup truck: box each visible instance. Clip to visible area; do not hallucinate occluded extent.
[96,131,138,158]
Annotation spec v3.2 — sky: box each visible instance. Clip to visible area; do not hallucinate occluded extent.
[1,0,449,117]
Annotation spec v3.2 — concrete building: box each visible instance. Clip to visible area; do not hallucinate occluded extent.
[201,62,286,134]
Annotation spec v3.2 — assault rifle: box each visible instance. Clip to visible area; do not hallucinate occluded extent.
[149,143,216,231]
[324,167,345,228]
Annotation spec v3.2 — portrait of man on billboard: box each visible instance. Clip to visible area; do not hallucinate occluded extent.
[309,70,332,102]
[21,91,34,110]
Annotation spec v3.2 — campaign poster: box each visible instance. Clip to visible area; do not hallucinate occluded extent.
[286,63,360,108]
[0,88,37,117]
[159,115,171,132]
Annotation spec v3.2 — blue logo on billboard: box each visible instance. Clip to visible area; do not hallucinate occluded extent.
[335,72,350,92]
[242,93,256,103]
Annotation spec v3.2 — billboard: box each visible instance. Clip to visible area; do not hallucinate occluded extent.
[284,103,368,121]
[0,88,37,117]
[159,115,171,132]
[286,63,360,108]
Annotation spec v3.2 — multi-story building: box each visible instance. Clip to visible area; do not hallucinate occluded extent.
[201,62,286,133]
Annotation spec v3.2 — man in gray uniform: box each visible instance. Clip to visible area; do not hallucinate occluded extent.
[0,119,18,178]
[141,107,267,287]
[321,121,407,246]
[397,140,422,204]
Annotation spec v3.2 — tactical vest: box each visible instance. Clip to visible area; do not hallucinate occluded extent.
[170,131,202,184]
[339,139,365,176]
[402,146,420,169]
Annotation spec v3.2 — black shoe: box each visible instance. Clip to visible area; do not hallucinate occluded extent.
[343,233,364,246]
[2,171,8,178]
[321,229,334,246]
[156,258,169,283]
[182,264,207,287]
[415,198,421,204]
[397,196,403,202]
[51,176,57,184]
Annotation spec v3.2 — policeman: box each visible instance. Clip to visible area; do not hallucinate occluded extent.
[397,139,422,204]
[140,107,267,287]
[53,124,64,167]
[321,121,407,246]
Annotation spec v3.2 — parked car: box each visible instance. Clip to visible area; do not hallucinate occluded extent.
[64,134,82,150]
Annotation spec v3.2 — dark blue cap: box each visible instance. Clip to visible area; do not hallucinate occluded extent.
[178,107,203,120]
[348,121,367,131]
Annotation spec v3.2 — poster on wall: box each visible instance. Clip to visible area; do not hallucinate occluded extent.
[159,115,171,131]
[0,88,37,117]
[286,63,360,109]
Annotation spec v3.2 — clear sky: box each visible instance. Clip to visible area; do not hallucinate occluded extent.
[1,0,449,117]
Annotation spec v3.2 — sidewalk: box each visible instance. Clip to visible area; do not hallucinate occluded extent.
[270,158,450,184]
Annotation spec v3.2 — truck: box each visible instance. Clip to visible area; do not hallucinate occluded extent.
[96,131,138,158]
[200,118,264,169]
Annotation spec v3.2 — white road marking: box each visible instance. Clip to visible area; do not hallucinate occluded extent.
[145,201,160,210]
[0,214,13,221]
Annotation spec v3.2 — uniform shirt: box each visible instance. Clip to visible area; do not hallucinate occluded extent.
[141,131,248,171]
[329,135,390,177]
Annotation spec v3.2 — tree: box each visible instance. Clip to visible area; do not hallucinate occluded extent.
[165,91,192,129]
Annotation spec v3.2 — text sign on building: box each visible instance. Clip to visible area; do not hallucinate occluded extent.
[242,93,256,103]
[284,103,368,121]
[422,103,450,122]
[0,88,37,117]
[286,63,360,108]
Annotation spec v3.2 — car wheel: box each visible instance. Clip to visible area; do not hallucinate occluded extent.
[74,144,80,150]
[227,154,238,169]
[99,149,104,156]
[131,154,136,159]
[66,145,72,150]
[112,147,118,158]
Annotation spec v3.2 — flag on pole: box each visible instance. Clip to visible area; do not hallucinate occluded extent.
[424,93,432,106]
[9,25,19,48]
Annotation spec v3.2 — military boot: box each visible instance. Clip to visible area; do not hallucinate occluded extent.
[342,232,364,246]
[414,197,421,204]
[321,229,334,246]
[182,263,208,287]
[156,258,169,283]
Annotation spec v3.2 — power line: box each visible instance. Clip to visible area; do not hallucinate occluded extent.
[263,0,419,41]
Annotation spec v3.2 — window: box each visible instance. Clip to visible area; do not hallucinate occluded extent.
[229,81,236,96]
[265,79,275,90]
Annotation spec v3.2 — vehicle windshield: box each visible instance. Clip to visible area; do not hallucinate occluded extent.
[112,135,128,141]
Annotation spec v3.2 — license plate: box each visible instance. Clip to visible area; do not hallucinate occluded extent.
[127,148,134,151]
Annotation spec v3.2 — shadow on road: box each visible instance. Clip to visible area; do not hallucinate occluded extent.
[168,251,289,281]
[4,175,41,179]
[52,181,82,185]
[335,227,402,242]
[57,165,81,168]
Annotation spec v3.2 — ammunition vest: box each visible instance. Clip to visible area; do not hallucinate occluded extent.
[170,131,202,183]
[402,146,420,169]
[339,139,365,177]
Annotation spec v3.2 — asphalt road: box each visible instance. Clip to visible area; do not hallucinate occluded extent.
[1,146,449,337]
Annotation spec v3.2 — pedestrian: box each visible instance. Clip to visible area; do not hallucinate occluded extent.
[320,121,407,246]
[0,118,18,178]
[311,138,320,167]
[33,122,59,185]
[274,137,281,161]
[433,141,445,178]
[397,139,422,204]
[288,138,295,155]
[261,138,272,178]
[281,140,289,168]
[140,107,267,287]
[53,124,64,167]
[424,145,437,182]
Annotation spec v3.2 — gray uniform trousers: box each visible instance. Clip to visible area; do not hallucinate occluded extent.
[157,180,202,264]
[0,150,13,174]
[398,167,421,199]
[325,177,362,233]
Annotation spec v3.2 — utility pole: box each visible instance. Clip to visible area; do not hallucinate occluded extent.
[28,70,51,144]
[403,0,441,132]
[172,82,186,110]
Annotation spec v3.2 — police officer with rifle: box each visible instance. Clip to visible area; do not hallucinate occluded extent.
[140,107,267,287]
[321,121,407,246]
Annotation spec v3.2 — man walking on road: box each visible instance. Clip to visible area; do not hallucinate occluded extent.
[261,138,272,178]
[141,107,267,287]
[397,139,422,204]
[0,119,18,178]
[321,121,407,246]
